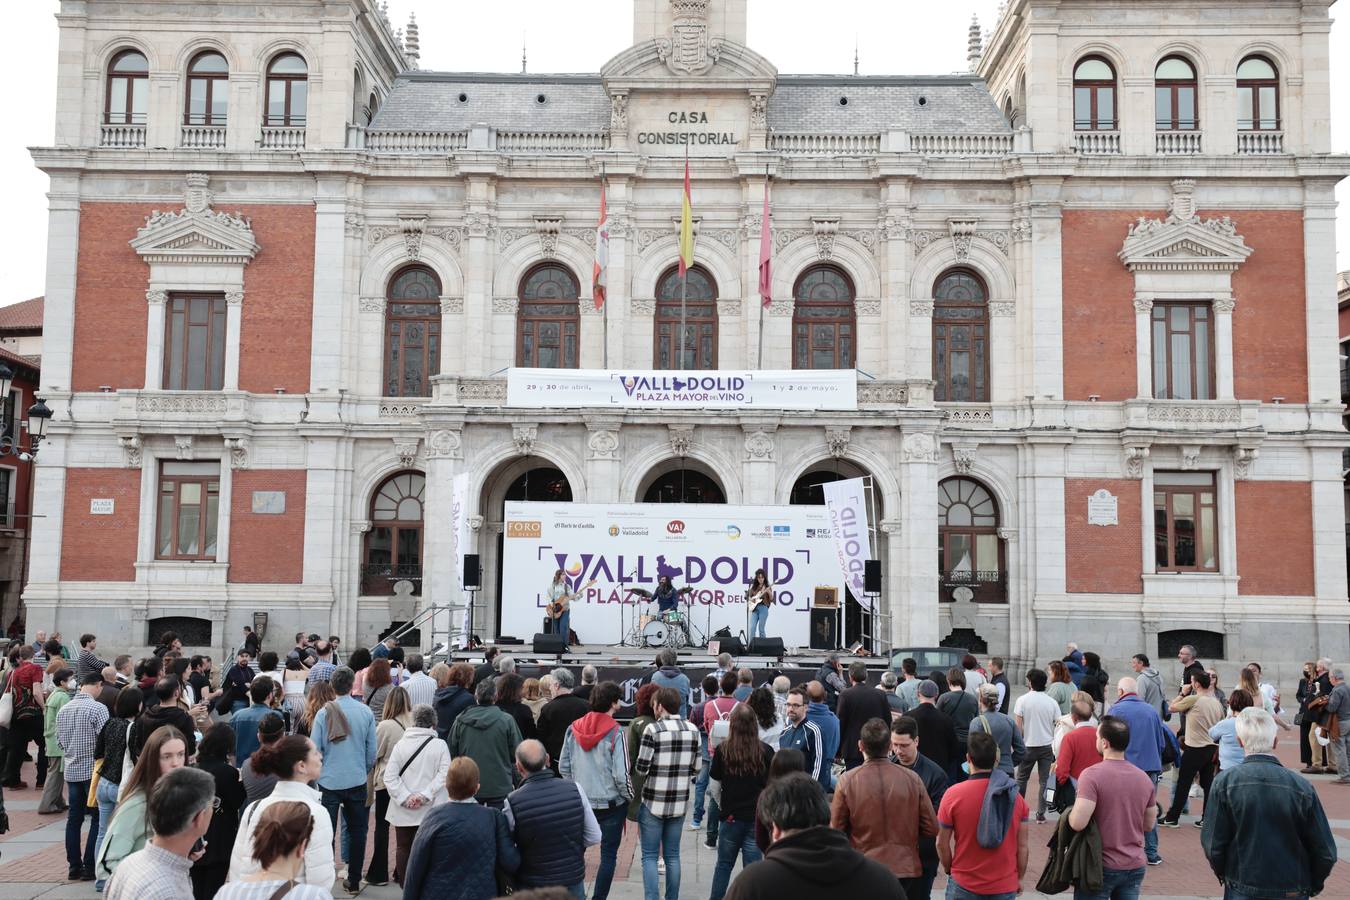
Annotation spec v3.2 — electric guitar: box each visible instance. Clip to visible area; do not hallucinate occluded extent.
[749,585,774,609]
[546,579,597,619]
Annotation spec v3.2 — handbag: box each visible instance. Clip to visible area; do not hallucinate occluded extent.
[86,759,104,807]
[0,685,12,728]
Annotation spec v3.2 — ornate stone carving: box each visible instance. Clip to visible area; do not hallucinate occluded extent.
[766,300,792,317]
[812,217,839,260]
[743,430,774,461]
[145,290,167,306]
[842,228,880,256]
[1011,217,1032,243]
[400,215,427,260]
[902,432,937,462]
[853,299,879,317]
[468,515,484,532]
[225,290,244,306]
[534,216,563,258]
[224,436,249,470]
[458,378,508,402]
[1180,445,1203,470]
[631,298,656,315]
[360,297,386,313]
[773,227,809,253]
[440,296,464,314]
[393,439,420,468]
[492,297,518,314]
[174,435,194,461]
[655,0,723,76]
[1124,444,1150,479]
[949,218,978,260]
[750,93,768,130]
[344,212,365,238]
[138,394,228,415]
[610,92,628,131]
[997,527,1019,543]
[856,382,908,405]
[1147,403,1242,425]
[1212,297,1236,314]
[1132,296,1154,314]
[669,424,694,457]
[426,225,464,255]
[379,402,422,418]
[512,424,537,457]
[119,434,142,469]
[464,212,494,238]
[716,299,740,316]
[587,427,619,461]
[368,224,398,244]
[426,429,462,459]
[952,443,977,475]
[946,406,994,425]
[131,173,259,266]
[1120,179,1252,273]
[909,300,934,317]
[497,225,527,249]
[988,300,1015,317]
[824,426,851,458]
[350,519,373,535]
[1234,446,1260,479]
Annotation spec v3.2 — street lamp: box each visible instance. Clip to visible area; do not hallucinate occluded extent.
[0,361,53,459]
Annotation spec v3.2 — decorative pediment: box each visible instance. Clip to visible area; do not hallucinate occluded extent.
[130,173,259,266]
[1118,180,1251,273]
[601,37,777,86]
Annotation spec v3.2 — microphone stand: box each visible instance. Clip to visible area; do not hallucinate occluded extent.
[617,568,635,647]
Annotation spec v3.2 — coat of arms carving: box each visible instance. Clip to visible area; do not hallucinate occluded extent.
[656,0,722,76]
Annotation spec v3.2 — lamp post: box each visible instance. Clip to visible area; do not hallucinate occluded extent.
[0,362,53,460]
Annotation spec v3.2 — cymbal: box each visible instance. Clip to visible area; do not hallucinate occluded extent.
[677,586,694,594]
[627,588,652,598]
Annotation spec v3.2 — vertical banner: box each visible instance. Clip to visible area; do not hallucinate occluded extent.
[451,473,472,648]
[821,477,873,610]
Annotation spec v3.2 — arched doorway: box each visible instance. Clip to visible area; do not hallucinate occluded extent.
[481,460,575,638]
[637,460,726,504]
[362,471,425,596]
[937,477,1005,603]
[789,462,882,646]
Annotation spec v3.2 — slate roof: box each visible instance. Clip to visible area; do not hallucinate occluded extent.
[0,297,43,333]
[370,71,1008,135]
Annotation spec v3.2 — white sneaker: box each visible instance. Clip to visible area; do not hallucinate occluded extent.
[658,859,666,875]
[1188,784,1202,799]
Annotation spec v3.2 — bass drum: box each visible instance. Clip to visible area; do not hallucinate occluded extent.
[642,620,669,648]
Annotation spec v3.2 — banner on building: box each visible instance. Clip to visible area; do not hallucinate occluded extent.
[820,477,874,610]
[506,368,857,411]
[451,472,472,648]
[501,501,845,646]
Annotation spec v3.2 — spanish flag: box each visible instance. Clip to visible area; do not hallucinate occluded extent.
[678,152,695,276]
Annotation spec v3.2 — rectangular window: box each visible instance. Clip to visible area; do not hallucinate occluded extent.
[0,468,12,528]
[163,293,226,391]
[156,461,220,561]
[1151,303,1213,400]
[1154,471,1218,572]
[2,390,16,448]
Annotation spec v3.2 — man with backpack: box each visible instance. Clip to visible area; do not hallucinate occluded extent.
[697,671,740,845]
[2,644,46,789]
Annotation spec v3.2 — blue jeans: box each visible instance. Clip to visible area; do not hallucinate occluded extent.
[94,777,119,881]
[693,736,710,824]
[321,784,369,885]
[945,878,1016,900]
[592,804,627,900]
[1074,866,1145,900]
[750,605,769,640]
[709,818,761,900]
[565,884,585,900]
[65,778,98,872]
[1143,772,1161,863]
[550,609,571,642]
[638,803,684,900]
[1223,891,1305,900]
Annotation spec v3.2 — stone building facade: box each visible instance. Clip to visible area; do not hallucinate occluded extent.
[24,0,1350,667]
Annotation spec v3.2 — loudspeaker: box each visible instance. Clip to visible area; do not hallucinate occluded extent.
[532,632,568,655]
[748,637,786,658]
[463,554,481,589]
[714,636,746,656]
[809,608,838,650]
[865,559,882,594]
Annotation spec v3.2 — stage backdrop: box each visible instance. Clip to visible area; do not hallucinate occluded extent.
[502,501,844,647]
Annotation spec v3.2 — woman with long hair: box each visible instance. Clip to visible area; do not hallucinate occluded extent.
[363,658,394,721]
[745,685,784,746]
[754,748,805,851]
[347,647,373,698]
[747,568,774,640]
[1080,651,1109,712]
[626,683,660,822]
[1046,660,1075,715]
[192,723,246,900]
[1298,661,1320,771]
[228,735,334,888]
[91,686,142,892]
[215,800,333,899]
[522,677,546,722]
[281,658,307,725]
[494,672,538,740]
[96,725,188,882]
[364,686,412,886]
[708,704,775,900]
[298,681,335,738]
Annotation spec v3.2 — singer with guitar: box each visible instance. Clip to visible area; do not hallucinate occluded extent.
[545,570,596,646]
[748,568,774,640]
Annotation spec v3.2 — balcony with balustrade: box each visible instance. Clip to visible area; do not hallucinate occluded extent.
[360,563,423,596]
[1237,131,1284,155]
[181,125,227,149]
[1073,131,1121,155]
[260,126,306,150]
[1156,130,1203,155]
[100,124,146,148]
[939,569,1007,604]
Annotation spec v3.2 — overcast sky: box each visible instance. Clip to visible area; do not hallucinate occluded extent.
[1,0,1346,305]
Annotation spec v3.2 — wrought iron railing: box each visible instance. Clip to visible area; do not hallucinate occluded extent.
[360,563,422,596]
[939,569,1007,603]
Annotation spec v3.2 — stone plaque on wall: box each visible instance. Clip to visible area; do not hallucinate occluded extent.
[1087,489,1118,526]
[89,498,115,515]
[251,491,286,515]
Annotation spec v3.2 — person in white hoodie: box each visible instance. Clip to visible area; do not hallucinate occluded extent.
[227,735,334,890]
[383,703,452,886]
[1130,653,1168,721]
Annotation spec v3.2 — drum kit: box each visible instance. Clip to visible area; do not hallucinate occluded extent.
[624,587,703,649]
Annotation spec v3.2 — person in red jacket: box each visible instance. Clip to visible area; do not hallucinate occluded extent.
[1055,699,1104,788]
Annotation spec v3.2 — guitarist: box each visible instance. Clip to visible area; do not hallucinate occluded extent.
[545,569,574,644]
[748,568,774,640]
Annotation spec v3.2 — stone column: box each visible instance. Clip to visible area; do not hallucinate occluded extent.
[1028,190,1065,399]
[584,419,622,504]
[310,178,348,392]
[462,180,496,376]
[880,519,904,647]
[1212,294,1236,400]
[898,430,940,645]
[144,290,168,388]
[908,300,934,385]
[223,290,243,391]
[40,174,81,393]
[226,74,260,153]
[423,428,464,652]
[1133,295,1153,398]
[740,424,777,505]
[605,179,632,369]
[988,299,1017,403]
[302,436,349,639]
[1303,181,1341,403]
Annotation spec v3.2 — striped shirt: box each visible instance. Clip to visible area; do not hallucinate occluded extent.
[779,718,825,785]
[402,671,437,709]
[77,648,109,683]
[635,715,701,818]
[105,843,194,900]
[56,691,110,782]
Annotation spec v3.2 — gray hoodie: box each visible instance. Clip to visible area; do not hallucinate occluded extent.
[1136,667,1168,720]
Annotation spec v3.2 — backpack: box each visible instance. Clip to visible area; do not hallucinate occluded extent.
[709,700,734,751]
[10,671,41,725]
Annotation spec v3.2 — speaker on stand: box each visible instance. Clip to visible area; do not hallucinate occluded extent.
[863,559,882,654]
[461,554,482,649]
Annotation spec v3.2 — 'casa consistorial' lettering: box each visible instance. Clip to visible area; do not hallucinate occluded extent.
[637,109,739,147]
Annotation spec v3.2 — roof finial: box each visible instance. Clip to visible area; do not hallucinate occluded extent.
[853,34,859,76]
[521,31,527,74]
[405,12,420,70]
[968,14,983,70]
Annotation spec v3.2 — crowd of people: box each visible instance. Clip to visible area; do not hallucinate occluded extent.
[0,631,1343,900]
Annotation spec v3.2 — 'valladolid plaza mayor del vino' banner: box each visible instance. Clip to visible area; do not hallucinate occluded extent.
[501,501,846,647]
[506,368,858,411]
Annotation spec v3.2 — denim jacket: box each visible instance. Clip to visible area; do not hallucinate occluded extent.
[559,713,633,809]
[1201,754,1336,898]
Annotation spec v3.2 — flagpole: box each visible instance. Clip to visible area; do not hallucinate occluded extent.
[600,162,608,369]
[757,164,768,370]
[679,144,689,372]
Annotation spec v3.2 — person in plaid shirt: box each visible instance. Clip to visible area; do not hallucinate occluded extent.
[635,686,701,900]
[57,672,110,880]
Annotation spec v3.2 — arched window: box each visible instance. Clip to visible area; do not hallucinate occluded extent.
[264,53,308,127]
[933,269,989,403]
[642,469,726,504]
[352,67,365,124]
[1155,56,1198,130]
[105,50,148,125]
[655,265,718,370]
[1237,56,1279,131]
[363,472,425,596]
[792,265,855,370]
[938,477,1004,602]
[184,51,228,126]
[517,263,580,368]
[367,92,380,124]
[383,266,441,397]
[1073,57,1117,131]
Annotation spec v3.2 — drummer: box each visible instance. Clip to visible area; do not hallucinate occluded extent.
[653,575,680,613]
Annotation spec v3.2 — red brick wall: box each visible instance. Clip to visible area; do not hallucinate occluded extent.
[71,203,315,393]
[1339,305,1350,342]
[1235,480,1314,596]
[1062,209,1308,403]
[60,468,140,581]
[1219,210,1307,403]
[228,469,306,583]
[1065,478,1143,594]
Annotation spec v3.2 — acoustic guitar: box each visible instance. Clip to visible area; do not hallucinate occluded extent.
[546,579,597,619]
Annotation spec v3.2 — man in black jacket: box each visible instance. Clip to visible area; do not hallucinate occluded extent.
[503,739,599,895]
[538,668,590,771]
[130,677,197,761]
[907,680,959,774]
[892,716,949,900]
[724,772,901,900]
[835,661,893,770]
